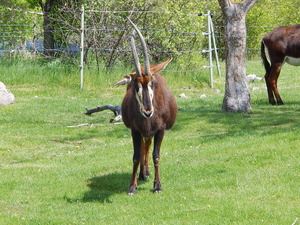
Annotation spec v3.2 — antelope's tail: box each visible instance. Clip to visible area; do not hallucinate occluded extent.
[261,41,271,74]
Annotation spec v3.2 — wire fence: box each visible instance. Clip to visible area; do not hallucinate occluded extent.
[0,8,277,89]
[1,10,219,66]
[0,8,280,58]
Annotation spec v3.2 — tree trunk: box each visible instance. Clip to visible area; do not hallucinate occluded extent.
[44,13,54,58]
[40,0,56,58]
[218,0,257,112]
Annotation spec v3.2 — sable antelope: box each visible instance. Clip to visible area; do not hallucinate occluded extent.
[261,24,300,105]
[114,18,177,195]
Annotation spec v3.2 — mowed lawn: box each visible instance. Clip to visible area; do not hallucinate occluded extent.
[0,61,299,224]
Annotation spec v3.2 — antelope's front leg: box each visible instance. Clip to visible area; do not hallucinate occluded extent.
[128,130,141,195]
[153,130,164,193]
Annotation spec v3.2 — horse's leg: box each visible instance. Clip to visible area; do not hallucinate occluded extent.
[152,130,164,193]
[128,130,141,195]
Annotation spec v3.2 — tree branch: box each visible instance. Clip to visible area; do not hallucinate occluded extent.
[84,105,122,123]
[218,0,234,17]
[242,0,257,13]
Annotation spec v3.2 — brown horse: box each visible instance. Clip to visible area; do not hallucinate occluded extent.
[114,19,177,195]
[261,24,300,105]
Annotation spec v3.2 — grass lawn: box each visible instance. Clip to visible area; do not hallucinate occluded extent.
[0,60,299,224]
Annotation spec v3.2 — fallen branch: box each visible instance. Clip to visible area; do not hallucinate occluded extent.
[67,123,89,128]
[84,104,121,116]
[292,218,298,225]
[184,207,206,212]
[84,104,122,123]
[190,132,229,138]
[52,138,82,144]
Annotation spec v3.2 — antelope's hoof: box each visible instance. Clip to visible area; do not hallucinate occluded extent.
[145,169,150,177]
[277,100,284,105]
[127,185,137,195]
[139,173,147,181]
[139,169,150,181]
[153,182,162,193]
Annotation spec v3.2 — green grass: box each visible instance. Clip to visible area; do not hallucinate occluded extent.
[0,60,299,224]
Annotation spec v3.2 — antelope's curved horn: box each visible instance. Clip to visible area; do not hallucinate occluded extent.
[127,17,151,76]
[130,30,142,77]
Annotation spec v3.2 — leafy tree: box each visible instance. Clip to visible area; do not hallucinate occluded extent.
[0,1,41,55]
[26,0,58,57]
[45,0,209,68]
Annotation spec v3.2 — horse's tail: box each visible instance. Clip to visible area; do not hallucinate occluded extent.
[261,41,271,74]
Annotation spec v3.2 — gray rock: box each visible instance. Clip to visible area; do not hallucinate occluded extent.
[0,82,15,105]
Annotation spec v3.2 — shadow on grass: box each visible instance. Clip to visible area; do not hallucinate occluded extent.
[65,172,131,204]
[174,96,300,140]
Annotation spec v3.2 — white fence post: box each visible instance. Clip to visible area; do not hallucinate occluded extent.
[200,10,222,88]
[80,5,85,91]
[209,13,221,77]
[207,10,214,89]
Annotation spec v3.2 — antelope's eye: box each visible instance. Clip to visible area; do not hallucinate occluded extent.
[148,81,154,89]
[134,81,143,96]
[134,81,139,92]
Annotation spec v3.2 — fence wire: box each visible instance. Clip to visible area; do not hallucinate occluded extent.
[0,9,269,75]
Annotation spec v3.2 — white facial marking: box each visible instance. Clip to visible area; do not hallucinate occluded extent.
[146,82,154,118]
[148,82,154,100]
[135,81,154,118]
[135,82,143,106]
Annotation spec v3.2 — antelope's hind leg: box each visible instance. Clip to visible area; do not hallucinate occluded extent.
[139,137,152,181]
[266,63,284,105]
[144,139,151,178]
[265,74,276,105]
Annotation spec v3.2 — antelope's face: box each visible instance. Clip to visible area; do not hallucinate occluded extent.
[114,59,171,118]
[134,75,154,118]
[114,70,155,119]
[113,18,171,119]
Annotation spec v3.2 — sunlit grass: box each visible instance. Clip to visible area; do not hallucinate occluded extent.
[0,60,299,224]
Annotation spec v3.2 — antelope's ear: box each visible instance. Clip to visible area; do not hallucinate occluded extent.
[150,58,172,74]
[113,75,132,86]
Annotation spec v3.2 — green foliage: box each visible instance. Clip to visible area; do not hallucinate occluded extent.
[0,4,41,50]
[45,0,209,69]
[1,0,300,65]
